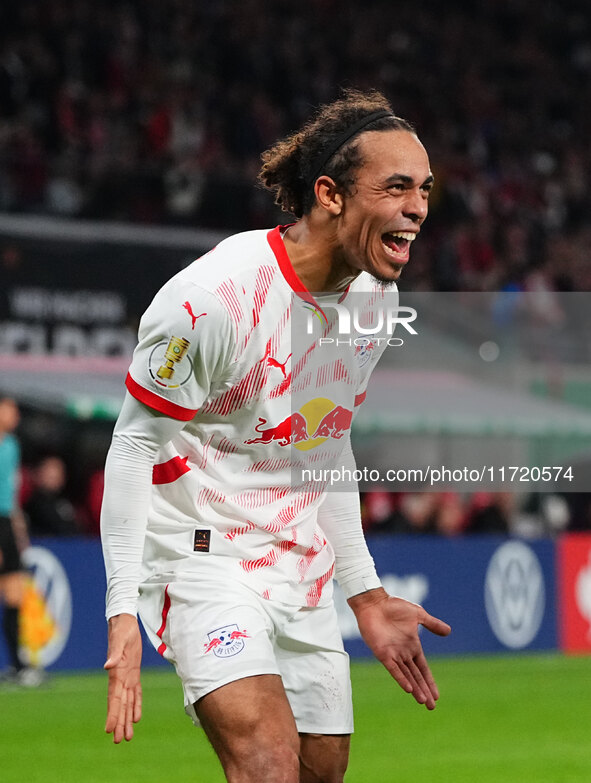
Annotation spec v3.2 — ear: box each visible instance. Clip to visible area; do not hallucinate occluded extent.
[313,176,344,216]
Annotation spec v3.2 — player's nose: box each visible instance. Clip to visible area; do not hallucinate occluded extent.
[403,189,428,223]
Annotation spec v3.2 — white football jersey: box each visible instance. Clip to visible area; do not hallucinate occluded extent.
[126,226,394,607]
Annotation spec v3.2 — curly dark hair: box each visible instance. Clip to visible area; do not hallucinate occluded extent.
[258,89,415,218]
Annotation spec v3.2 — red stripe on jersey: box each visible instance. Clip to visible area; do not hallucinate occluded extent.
[354,391,366,406]
[297,533,325,581]
[269,373,291,399]
[214,437,238,462]
[306,564,335,607]
[240,536,297,572]
[198,434,214,469]
[201,352,266,416]
[225,520,256,541]
[156,585,171,656]
[197,487,226,507]
[246,457,293,472]
[232,486,291,508]
[216,280,244,330]
[251,265,276,329]
[316,359,351,388]
[264,505,297,534]
[152,456,190,484]
[201,303,291,416]
[126,373,197,421]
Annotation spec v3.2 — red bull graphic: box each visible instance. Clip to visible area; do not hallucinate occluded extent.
[311,405,352,439]
[244,398,354,451]
[203,637,222,654]
[245,413,308,446]
[229,629,250,640]
[204,623,250,658]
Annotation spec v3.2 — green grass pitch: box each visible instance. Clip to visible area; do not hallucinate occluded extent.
[1,654,590,782]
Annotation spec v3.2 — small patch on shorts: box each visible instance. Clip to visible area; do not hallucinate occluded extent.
[194,529,211,552]
[203,624,250,658]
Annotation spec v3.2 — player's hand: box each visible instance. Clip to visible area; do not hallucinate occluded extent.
[104,613,143,743]
[349,588,451,710]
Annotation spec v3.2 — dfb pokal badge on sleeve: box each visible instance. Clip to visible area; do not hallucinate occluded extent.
[149,335,193,389]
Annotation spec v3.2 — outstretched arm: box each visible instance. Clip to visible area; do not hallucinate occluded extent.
[349,588,450,710]
[317,441,450,709]
[104,613,143,743]
[101,392,184,742]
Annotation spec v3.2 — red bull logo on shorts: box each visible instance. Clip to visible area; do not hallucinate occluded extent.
[204,624,250,658]
[244,398,352,451]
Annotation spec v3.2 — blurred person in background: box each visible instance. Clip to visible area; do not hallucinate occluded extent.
[0,395,42,686]
[465,492,514,535]
[24,455,80,537]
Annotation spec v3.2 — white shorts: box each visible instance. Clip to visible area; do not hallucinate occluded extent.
[138,578,353,734]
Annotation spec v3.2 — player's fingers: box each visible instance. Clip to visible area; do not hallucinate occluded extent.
[420,611,451,637]
[105,676,123,734]
[406,657,436,710]
[398,661,429,704]
[133,683,142,724]
[113,684,128,744]
[124,686,135,741]
[414,650,440,702]
[385,658,413,694]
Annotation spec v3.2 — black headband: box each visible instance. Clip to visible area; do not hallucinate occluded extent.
[307,109,394,187]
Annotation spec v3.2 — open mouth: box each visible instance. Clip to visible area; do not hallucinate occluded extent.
[381,231,416,259]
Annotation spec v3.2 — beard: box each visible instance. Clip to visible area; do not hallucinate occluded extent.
[370,271,400,288]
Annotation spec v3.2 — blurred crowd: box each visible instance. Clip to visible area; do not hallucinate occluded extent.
[18,454,102,537]
[3,0,591,537]
[2,0,591,292]
[360,489,591,538]
[14,449,591,540]
[15,457,591,539]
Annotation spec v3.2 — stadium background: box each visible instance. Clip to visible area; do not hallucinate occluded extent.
[1,1,591,780]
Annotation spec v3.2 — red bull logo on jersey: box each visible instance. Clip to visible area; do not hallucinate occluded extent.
[244,398,353,451]
[245,413,308,446]
[204,624,250,658]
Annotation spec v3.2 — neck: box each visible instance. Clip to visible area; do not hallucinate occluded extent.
[283,215,359,293]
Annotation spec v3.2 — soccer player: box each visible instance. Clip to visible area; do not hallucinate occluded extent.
[101,89,451,782]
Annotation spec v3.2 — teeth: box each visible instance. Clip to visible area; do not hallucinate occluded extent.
[389,231,416,241]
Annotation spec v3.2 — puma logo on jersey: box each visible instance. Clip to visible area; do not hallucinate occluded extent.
[267,353,291,378]
[183,301,207,329]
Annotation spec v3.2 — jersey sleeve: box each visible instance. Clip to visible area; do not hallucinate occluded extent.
[126,277,235,421]
[316,441,381,599]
